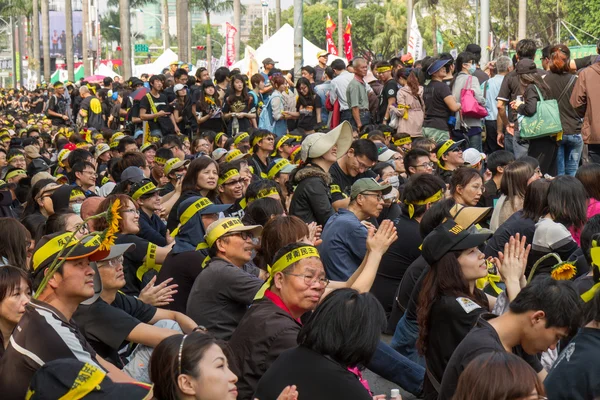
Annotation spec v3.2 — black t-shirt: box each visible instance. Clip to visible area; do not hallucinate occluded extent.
[424,294,487,399]
[423,80,453,131]
[139,92,175,134]
[33,96,45,113]
[115,234,151,296]
[483,210,536,260]
[370,214,421,316]
[47,94,69,125]
[223,96,252,135]
[156,250,208,313]
[478,179,501,209]
[378,79,398,122]
[328,161,377,203]
[80,95,105,130]
[399,256,429,321]
[296,94,322,131]
[438,314,544,400]
[73,293,156,368]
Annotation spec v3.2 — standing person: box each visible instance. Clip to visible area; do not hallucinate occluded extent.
[422,58,461,143]
[223,74,256,136]
[571,45,600,164]
[329,59,354,127]
[314,50,329,84]
[510,59,559,176]
[450,51,486,152]
[314,67,333,126]
[346,58,371,131]
[259,75,288,138]
[545,45,583,176]
[196,80,226,134]
[77,86,105,130]
[249,73,265,118]
[292,77,322,134]
[482,56,513,153]
[390,68,424,138]
[172,83,194,137]
[300,66,316,88]
[464,44,490,84]
[45,82,70,126]
[377,62,398,125]
[140,75,176,137]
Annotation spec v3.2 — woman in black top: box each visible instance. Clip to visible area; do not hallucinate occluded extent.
[223,74,256,136]
[545,45,583,176]
[172,84,195,138]
[292,77,322,134]
[196,80,226,133]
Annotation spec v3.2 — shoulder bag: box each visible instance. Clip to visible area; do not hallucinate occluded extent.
[460,75,488,119]
[519,85,563,139]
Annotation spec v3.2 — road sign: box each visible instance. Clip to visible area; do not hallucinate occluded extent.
[134,44,149,53]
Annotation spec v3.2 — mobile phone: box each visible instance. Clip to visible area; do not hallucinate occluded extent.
[516,95,524,103]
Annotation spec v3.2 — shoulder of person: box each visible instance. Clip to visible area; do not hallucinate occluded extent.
[450,296,484,314]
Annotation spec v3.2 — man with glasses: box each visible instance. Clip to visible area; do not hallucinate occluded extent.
[217,164,245,207]
[72,161,98,196]
[249,130,275,179]
[405,148,436,177]
[73,243,198,383]
[161,135,187,161]
[186,217,263,340]
[435,139,466,183]
[319,178,391,280]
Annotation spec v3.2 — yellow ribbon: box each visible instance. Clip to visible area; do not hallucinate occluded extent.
[132,181,157,201]
[53,362,106,400]
[205,218,246,247]
[254,245,320,300]
[234,132,249,145]
[376,66,393,73]
[268,158,292,179]
[136,243,160,281]
[397,104,411,120]
[360,133,368,139]
[394,136,412,147]
[330,184,348,198]
[218,169,240,185]
[171,197,215,237]
[405,189,444,218]
[436,140,458,160]
[5,169,26,180]
[155,157,167,165]
[215,132,225,145]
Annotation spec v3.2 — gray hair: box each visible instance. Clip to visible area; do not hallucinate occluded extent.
[495,56,513,73]
[79,86,90,95]
[352,57,367,68]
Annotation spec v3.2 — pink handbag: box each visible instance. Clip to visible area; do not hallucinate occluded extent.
[460,75,488,119]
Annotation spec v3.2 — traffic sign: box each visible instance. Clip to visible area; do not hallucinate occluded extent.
[134,44,149,53]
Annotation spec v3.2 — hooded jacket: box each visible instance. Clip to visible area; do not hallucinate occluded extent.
[570,62,600,144]
[289,164,334,226]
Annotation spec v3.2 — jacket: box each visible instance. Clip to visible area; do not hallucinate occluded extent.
[570,62,600,144]
[289,164,334,226]
[391,85,425,137]
[228,297,301,400]
[451,72,486,128]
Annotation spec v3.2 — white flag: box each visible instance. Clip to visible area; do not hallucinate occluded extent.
[407,10,423,61]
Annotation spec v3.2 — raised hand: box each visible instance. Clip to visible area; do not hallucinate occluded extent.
[494,233,530,288]
[367,219,397,255]
[138,276,178,307]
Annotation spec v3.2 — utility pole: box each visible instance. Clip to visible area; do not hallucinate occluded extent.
[120,0,132,78]
[82,0,91,76]
[188,10,192,61]
[406,0,412,50]
[18,19,24,87]
[163,0,170,50]
[177,0,189,62]
[234,0,240,61]
[293,0,302,82]
[479,0,490,65]
[275,0,281,30]
[555,0,560,43]
[10,17,16,87]
[65,0,74,82]
[32,0,40,80]
[41,0,50,82]
[518,0,526,40]
[337,0,342,54]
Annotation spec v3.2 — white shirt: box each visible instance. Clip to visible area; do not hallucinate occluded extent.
[330,70,355,111]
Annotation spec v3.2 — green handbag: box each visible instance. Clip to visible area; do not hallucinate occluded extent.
[519,85,563,139]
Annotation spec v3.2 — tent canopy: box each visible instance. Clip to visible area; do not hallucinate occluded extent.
[133,48,179,76]
[233,24,345,72]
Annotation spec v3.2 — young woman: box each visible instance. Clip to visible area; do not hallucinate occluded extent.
[173,84,194,138]
[490,161,535,231]
[223,74,256,135]
[21,180,60,219]
[511,59,558,176]
[450,167,484,207]
[528,175,587,278]
[422,58,460,143]
[417,222,529,400]
[44,210,89,239]
[262,75,288,137]
[0,218,29,269]
[390,68,424,138]
[0,266,31,356]
[289,77,322,134]
[150,332,299,400]
[451,52,486,151]
[196,80,226,134]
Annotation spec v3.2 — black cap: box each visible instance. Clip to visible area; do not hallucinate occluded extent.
[27,358,152,400]
[516,59,537,75]
[421,219,492,265]
[465,44,482,55]
[27,158,51,177]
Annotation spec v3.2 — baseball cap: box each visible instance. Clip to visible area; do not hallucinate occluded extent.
[129,179,160,200]
[300,121,353,162]
[427,58,452,75]
[24,145,41,159]
[463,148,486,167]
[435,139,465,160]
[94,143,111,159]
[120,166,145,183]
[224,149,252,163]
[516,59,537,75]
[376,143,397,162]
[164,157,190,176]
[267,158,296,179]
[350,177,392,199]
[27,158,51,177]
[174,83,187,92]
[204,217,263,247]
[212,148,228,162]
[262,57,277,65]
[421,219,492,265]
[97,243,136,262]
[317,50,330,58]
[465,43,482,55]
[27,359,152,400]
[134,130,144,139]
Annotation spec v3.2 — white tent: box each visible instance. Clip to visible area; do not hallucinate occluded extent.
[232,24,345,72]
[133,48,179,76]
[95,63,118,78]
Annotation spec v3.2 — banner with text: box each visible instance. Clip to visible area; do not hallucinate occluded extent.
[226,23,237,67]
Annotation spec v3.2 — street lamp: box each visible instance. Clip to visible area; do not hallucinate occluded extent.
[133,8,167,51]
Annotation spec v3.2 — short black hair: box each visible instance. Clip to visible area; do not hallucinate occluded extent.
[161,134,182,150]
[214,67,230,84]
[68,149,93,167]
[331,59,346,71]
[301,65,316,78]
[404,148,431,175]
[541,45,551,60]
[401,173,447,219]
[245,179,280,202]
[350,139,378,163]
[516,39,538,60]
[486,150,515,177]
[102,77,113,86]
[581,216,600,265]
[149,75,162,84]
[72,161,95,175]
[509,276,583,334]
[547,175,587,229]
[173,68,188,80]
[324,67,334,80]
[297,288,386,367]
[242,197,284,227]
[117,136,137,154]
[155,147,173,161]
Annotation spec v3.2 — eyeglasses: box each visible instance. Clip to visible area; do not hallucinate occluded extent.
[412,161,435,169]
[69,198,85,205]
[98,256,124,268]
[284,272,330,287]
[122,208,140,215]
[223,178,244,186]
[178,334,188,376]
[82,170,98,177]
[360,192,384,201]
[73,222,89,233]
[223,231,254,241]
[355,157,373,171]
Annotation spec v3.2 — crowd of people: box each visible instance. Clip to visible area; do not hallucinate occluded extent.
[0,37,598,400]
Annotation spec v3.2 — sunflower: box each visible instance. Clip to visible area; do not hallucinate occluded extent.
[205,96,215,106]
[551,262,577,281]
[100,198,122,251]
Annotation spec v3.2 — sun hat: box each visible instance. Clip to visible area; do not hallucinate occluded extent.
[164,158,190,176]
[427,58,452,75]
[31,171,57,186]
[300,121,353,162]
[94,143,110,159]
[421,219,492,265]
[448,204,492,228]
[204,217,263,248]
[24,145,41,159]
[350,177,392,200]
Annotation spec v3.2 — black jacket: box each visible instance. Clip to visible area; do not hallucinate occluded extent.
[289,164,334,226]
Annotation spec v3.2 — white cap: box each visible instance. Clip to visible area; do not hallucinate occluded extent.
[463,148,486,167]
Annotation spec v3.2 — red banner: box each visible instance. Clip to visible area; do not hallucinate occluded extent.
[226,23,237,67]
[325,14,339,56]
[343,18,353,61]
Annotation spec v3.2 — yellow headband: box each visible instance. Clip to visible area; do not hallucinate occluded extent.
[376,66,392,73]
[155,156,167,165]
[394,136,412,147]
[5,169,26,180]
[171,197,214,237]
[8,154,24,162]
[290,147,302,164]
[164,158,184,176]
[254,245,320,300]
[405,189,444,218]
[257,187,279,199]
[70,189,85,200]
[234,132,249,145]
[76,142,89,149]
[215,132,226,145]
[360,133,369,139]
[436,140,458,160]
[225,149,245,163]
[582,240,600,302]
[275,135,291,151]
[32,233,101,271]
[268,158,292,179]
[132,181,157,201]
[109,141,119,149]
[205,218,245,247]
[218,169,240,185]
[287,134,303,142]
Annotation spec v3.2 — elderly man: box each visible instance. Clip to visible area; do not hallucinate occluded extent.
[186,218,264,340]
[346,57,372,131]
[319,177,391,280]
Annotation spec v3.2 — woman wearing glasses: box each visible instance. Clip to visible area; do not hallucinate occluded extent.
[150,332,298,400]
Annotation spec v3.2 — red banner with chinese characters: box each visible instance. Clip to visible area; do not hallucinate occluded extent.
[343,18,353,61]
[325,14,339,56]
[226,23,237,67]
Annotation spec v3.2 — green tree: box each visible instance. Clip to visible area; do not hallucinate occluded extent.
[191,23,225,62]
[371,0,407,59]
[189,0,233,74]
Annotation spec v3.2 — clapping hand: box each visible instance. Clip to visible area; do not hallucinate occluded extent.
[138,276,178,307]
[255,385,298,400]
[366,220,398,255]
[493,233,530,288]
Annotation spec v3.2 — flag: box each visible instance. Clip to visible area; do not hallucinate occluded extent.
[407,10,423,61]
[225,23,237,67]
[436,30,444,54]
[325,14,339,56]
[343,17,354,61]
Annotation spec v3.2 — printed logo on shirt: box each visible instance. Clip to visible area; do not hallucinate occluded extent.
[456,297,482,313]
[388,89,395,95]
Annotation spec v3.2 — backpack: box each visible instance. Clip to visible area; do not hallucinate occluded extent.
[258,92,281,132]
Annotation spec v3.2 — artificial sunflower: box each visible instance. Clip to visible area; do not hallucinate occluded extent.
[205,96,215,106]
[100,198,122,251]
[551,261,577,281]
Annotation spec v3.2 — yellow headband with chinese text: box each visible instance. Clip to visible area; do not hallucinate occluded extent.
[218,169,240,185]
[171,197,215,237]
[132,181,157,201]
[268,158,292,179]
[376,66,392,73]
[205,218,245,247]
[5,169,26,180]
[394,136,412,147]
[436,140,458,160]
[234,132,249,145]
[405,189,444,218]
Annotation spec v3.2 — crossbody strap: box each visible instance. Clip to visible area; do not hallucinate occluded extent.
[557,75,576,103]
